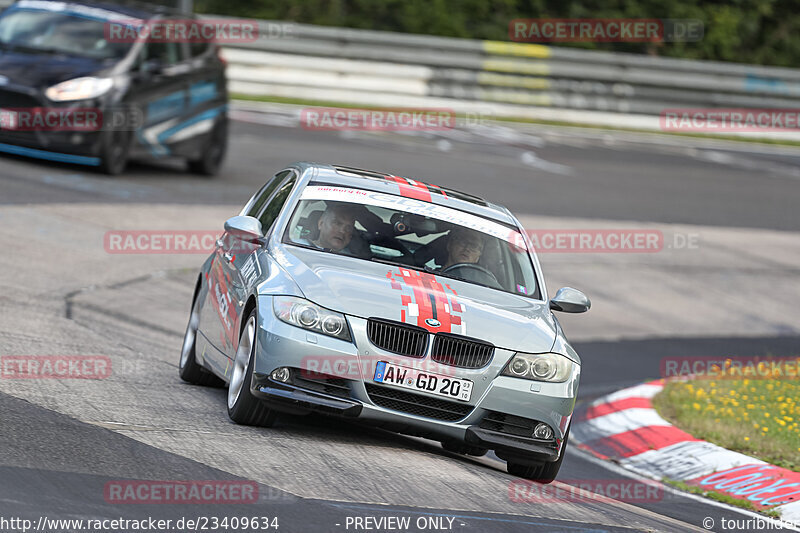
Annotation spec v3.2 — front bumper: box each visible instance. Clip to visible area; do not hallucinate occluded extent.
[0,86,105,164]
[250,295,578,461]
[251,373,362,417]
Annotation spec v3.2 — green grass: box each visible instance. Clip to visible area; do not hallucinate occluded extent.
[232,93,800,148]
[653,373,800,472]
[663,479,782,518]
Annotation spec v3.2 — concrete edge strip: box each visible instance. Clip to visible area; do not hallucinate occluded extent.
[572,379,800,522]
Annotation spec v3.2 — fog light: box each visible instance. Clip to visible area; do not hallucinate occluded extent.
[270,367,291,383]
[533,423,553,440]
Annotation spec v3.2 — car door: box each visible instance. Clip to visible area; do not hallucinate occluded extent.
[177,23,228,160]
[197,170,294,372]
[128,24,192,159]
[218,170,299,364]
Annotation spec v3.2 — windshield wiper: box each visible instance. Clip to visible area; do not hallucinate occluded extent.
[2,43,69,56]
[369,257,427,273]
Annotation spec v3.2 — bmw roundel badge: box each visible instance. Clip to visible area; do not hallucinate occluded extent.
[425,318,441,328]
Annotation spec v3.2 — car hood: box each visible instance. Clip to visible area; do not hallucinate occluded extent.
[274,245,558,354]
[0,50,107,88]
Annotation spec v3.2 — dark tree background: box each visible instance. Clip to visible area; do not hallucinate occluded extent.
[195,0,800,67]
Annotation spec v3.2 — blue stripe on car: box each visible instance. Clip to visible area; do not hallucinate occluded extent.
[0,142,101,166]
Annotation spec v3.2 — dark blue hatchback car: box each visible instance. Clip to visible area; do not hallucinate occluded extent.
[0,0,228,175]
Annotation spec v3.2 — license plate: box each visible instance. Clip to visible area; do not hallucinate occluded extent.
[0,109,18,130]
[373,361,473,402]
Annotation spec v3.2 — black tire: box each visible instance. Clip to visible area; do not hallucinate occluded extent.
[179,288,223,386]
[188,118,227,176]
[506,428,570,484]
[441,439,488,457]
[226,309,276,427]
[99,127,132,176]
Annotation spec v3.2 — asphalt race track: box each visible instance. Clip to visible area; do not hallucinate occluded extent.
[1,105,799,533]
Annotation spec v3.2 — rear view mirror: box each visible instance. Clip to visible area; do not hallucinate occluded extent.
[224,216,264,243]
[549,287,591,313]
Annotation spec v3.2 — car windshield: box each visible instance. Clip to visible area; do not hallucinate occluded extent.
[282,186,540,299]
[0,7,135,60]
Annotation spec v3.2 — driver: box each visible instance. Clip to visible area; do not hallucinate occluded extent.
[443,227,485,268]
[311,203,356,252]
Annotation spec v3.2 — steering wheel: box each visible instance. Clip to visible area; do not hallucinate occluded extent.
[440,263,502,289]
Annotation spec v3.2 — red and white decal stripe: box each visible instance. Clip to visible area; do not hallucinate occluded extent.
[387,268,464,334]
[573,380,800,519]
[386,175,433,202]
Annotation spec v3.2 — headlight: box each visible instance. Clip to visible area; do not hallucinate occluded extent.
[501,352,574,383]
[273,296,351,341]
[45,77,114,102]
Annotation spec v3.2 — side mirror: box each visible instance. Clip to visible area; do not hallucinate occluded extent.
[140,59,164,76]
[549,287,591,313]
[224,215,264,243]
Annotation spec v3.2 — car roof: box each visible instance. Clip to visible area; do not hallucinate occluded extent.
[10,0,182,19]
[300,162,518,227]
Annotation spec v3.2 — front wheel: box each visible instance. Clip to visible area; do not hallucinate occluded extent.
[179,290,222,386]
[441,439,488,457]
[188,118,227,176]
[227,309,276,427]
[98,127,132,176]
[507,428,570,484]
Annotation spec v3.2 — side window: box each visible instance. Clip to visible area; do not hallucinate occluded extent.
[245,171,290,218]
[190,41,210,58]
[257,174,297,233]
[145,36,180,66]
[186,18,211,57]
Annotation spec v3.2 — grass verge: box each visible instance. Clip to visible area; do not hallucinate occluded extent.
[663,479,782,518]
[652,367,800,472]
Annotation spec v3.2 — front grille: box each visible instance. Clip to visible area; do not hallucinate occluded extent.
[0,130,40,146]
[431,334,494,369]
[365,383,473,421]
[0,90,43,147]
[0,89,41,108]
[289,369,351,399]
[367,318,427,358]
[479,411,537,437]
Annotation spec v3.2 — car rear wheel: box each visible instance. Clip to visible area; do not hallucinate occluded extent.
[506,428,570,484]
[227,309,276,426]
[179,290,223,386]
[441,439,488,457]
[188,118,227,177]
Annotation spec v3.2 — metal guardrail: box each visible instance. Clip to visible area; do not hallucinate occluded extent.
[223,20,800,118]
[2,0,799,134]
